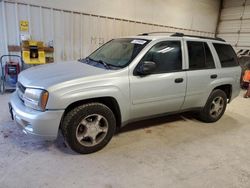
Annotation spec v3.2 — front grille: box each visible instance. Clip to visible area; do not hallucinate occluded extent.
[17,82,26,103]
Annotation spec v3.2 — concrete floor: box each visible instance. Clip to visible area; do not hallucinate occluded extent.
[0,91,250,188]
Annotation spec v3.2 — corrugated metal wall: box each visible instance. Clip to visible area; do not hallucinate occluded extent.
[0,1,215,62]
[217,0,250,50]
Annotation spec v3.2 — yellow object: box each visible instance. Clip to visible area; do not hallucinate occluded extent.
[22,40,46,64]
[20,20,29,32]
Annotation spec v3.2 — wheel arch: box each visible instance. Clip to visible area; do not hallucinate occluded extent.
[60,96,122,130]
[212,84,232,102]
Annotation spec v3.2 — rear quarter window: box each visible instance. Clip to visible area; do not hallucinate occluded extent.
[213,43,238,67]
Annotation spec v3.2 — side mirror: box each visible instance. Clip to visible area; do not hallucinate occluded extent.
[136,61,156,75]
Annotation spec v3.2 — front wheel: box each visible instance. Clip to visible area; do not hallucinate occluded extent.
[61,103,116,154]
[199,89,227,123]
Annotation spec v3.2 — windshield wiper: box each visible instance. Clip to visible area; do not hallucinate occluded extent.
[97,60,110,69]
[78,57,94,64]
[78,58,86,63]
[86,57,110,69]
[80,57,122,69]
[108,64,124,68]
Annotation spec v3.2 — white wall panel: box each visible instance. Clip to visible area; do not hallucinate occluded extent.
[82,15,91,58]
[217,20,241,33]
[0,1,217,61]
[5,3,17,45]
[238,33,250,47]
[73,13,81,60]
[63,12,73,61]
[223,0,245,8]
[30,6,42,41]
[191,0,219,32]
[53,10,64,61]
[12,0,220,33]
[42,8,53,45]
[217,34,238,46]
[241,20,250,32]
[243,5,250,18]
[220,7,244,20]
[105,18,114,41]
[0,2,6,56]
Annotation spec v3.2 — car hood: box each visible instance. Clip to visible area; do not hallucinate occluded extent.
[18,61,112,89]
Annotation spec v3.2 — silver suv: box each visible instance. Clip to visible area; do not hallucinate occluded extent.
[9,33,241,154]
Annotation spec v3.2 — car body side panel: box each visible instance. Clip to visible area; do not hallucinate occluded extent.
[208,41,241,101]
[129,72,187,119]
[182,70,240,109]
[45,69,131,123]
[128,37,187,119]
[181,39,241,110]
[181,38,219,109]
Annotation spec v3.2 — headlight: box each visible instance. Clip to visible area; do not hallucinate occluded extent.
[23,88,49,111]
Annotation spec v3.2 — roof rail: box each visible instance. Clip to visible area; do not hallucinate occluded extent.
[171,32,225,42]
[138,31,173,36]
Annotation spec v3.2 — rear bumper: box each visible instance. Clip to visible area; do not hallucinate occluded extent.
[9,91,64,140]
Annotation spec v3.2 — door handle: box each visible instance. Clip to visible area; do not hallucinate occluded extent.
[210,74,217,79]
[175,78,184,83]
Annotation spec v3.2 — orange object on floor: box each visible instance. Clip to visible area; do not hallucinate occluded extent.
[243,70,250,98]
[243,70,250,82]
[244,83,250,98]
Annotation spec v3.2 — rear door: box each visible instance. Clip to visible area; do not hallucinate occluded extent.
[182,39,218,109]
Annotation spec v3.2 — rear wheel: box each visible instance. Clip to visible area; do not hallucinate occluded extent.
[62,103,116,154]
[199,89,227,123]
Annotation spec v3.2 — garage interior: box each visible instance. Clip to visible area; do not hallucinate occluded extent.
[0,0,250,187]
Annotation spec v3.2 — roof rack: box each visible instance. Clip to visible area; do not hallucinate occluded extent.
[171,32,225,42]
[138,32,225,42]
[138,31,173,36]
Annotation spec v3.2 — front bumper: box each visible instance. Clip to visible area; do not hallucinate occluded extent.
[9,91,64,140]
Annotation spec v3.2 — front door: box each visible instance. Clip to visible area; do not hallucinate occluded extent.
[129,39,187,119]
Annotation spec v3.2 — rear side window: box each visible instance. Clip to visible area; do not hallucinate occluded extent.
[140,41,182,73]
[213,43,238,67]
[187,41,215,70]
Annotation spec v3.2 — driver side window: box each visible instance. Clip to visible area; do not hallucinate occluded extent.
[140,41,182,74]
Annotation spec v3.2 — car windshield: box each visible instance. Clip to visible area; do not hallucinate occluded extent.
[85,38,150,69]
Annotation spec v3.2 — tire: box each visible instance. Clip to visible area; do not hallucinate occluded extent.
[61,103,116,154]
[199,89,227,123]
